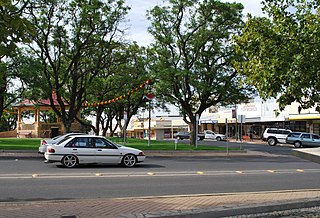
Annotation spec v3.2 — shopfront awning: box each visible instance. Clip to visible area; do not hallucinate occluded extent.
[288,114,320,120]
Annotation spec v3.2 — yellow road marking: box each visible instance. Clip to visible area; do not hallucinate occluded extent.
[267,170,276,173]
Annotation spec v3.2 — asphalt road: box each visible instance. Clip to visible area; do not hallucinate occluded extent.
[0,142,319,202]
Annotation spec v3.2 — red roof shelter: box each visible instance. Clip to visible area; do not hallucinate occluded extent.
[12,91,81,138]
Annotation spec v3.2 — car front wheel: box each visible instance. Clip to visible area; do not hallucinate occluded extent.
[61,154,78,168]
[216,137,221,141]
[267,137,277,146]
[122,154,137,167]
[294,141,302,148]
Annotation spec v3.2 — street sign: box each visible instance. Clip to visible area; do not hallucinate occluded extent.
[238,115,245,123]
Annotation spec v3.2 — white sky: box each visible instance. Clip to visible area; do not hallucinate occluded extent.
[125,0,264,46]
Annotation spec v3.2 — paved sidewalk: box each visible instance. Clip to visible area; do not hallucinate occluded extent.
[1,189,320,217]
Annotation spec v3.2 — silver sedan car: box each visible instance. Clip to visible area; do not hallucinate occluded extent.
[44,135,146,168]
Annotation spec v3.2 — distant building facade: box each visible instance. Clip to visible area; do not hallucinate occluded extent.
[128,97,320,140]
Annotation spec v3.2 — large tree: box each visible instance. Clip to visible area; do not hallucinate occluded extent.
[234,0,320,112]
[83,43,151,136]
[21,0,129,132]
[147,0,254,145]
[0,0,33,121]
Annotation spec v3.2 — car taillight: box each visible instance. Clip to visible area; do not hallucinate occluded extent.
[48,148,55,153]
[42,140,47,145]
[138,152,145,156]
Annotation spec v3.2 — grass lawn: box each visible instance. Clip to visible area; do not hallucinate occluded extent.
[0,137,237,151]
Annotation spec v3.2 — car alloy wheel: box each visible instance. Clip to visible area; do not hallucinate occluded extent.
[267,138,277,146]
[122,154,137,167]
[62,154,78,168]
[216,137,221,141]
[294,141,302,148]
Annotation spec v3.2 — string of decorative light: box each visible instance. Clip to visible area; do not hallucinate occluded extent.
[81,79,153,107]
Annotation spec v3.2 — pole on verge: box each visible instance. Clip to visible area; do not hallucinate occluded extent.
[148,100,151,147]
[226,118,229,155]
[195,114,199,149]
[123,111,127,144]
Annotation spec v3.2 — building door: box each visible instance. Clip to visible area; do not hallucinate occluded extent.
[51,127,59,138]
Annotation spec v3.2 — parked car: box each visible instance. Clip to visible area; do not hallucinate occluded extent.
[174,132,205,140]
[286,132,320,148]
[38,132,86,154]
[262,128,292,146]
[203,130,226,141]
[44,135,146,168]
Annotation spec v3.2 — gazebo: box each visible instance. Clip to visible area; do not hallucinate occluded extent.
[12,91,81,138]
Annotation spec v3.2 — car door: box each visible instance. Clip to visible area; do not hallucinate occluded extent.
[205,131,214,139]
[94,138,122,164]
[311,134,320,147]
[300,133,312,146]
[64,137,96,163]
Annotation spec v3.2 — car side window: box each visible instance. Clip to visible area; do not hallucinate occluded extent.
[95,138,116,149]
[267,129,277,134]
[301,134,310,139]
[65,137,94,148]
[312,134,320,140]
[289,133,300,138]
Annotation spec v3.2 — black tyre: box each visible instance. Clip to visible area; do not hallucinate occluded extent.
[267,137,277,146]
[122,154,137,167]
[294,141,302,148]
[177,136,182,140]
[61,154,78,168]
[216,137,221,141]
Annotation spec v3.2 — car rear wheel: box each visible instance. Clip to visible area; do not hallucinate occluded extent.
[122,154,137,167]
[267,137,277,146]
[177,136,182,140]
[294,141,302,148]
[61,154,78,168]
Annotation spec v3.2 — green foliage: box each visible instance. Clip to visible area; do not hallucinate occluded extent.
[234,0,320,111]
[0,0,33,58]
[0,0,34,120]
[0,109,17,131]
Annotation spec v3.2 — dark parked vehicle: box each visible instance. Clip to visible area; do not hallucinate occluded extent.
[286,132,320,148]
[174,132,204,140]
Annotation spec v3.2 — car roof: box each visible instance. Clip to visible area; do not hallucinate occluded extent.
[266,128,291,130]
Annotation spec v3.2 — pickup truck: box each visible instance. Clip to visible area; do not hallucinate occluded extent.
[174,130,226,141]
[203,130,226,141]
[174,132,205,140]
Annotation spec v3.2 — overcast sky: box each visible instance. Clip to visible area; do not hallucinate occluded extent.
[125,0,264,46]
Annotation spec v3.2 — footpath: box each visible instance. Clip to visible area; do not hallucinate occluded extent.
[0,143,320,217]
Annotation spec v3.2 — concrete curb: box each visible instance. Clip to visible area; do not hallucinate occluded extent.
[292,149,320,164]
